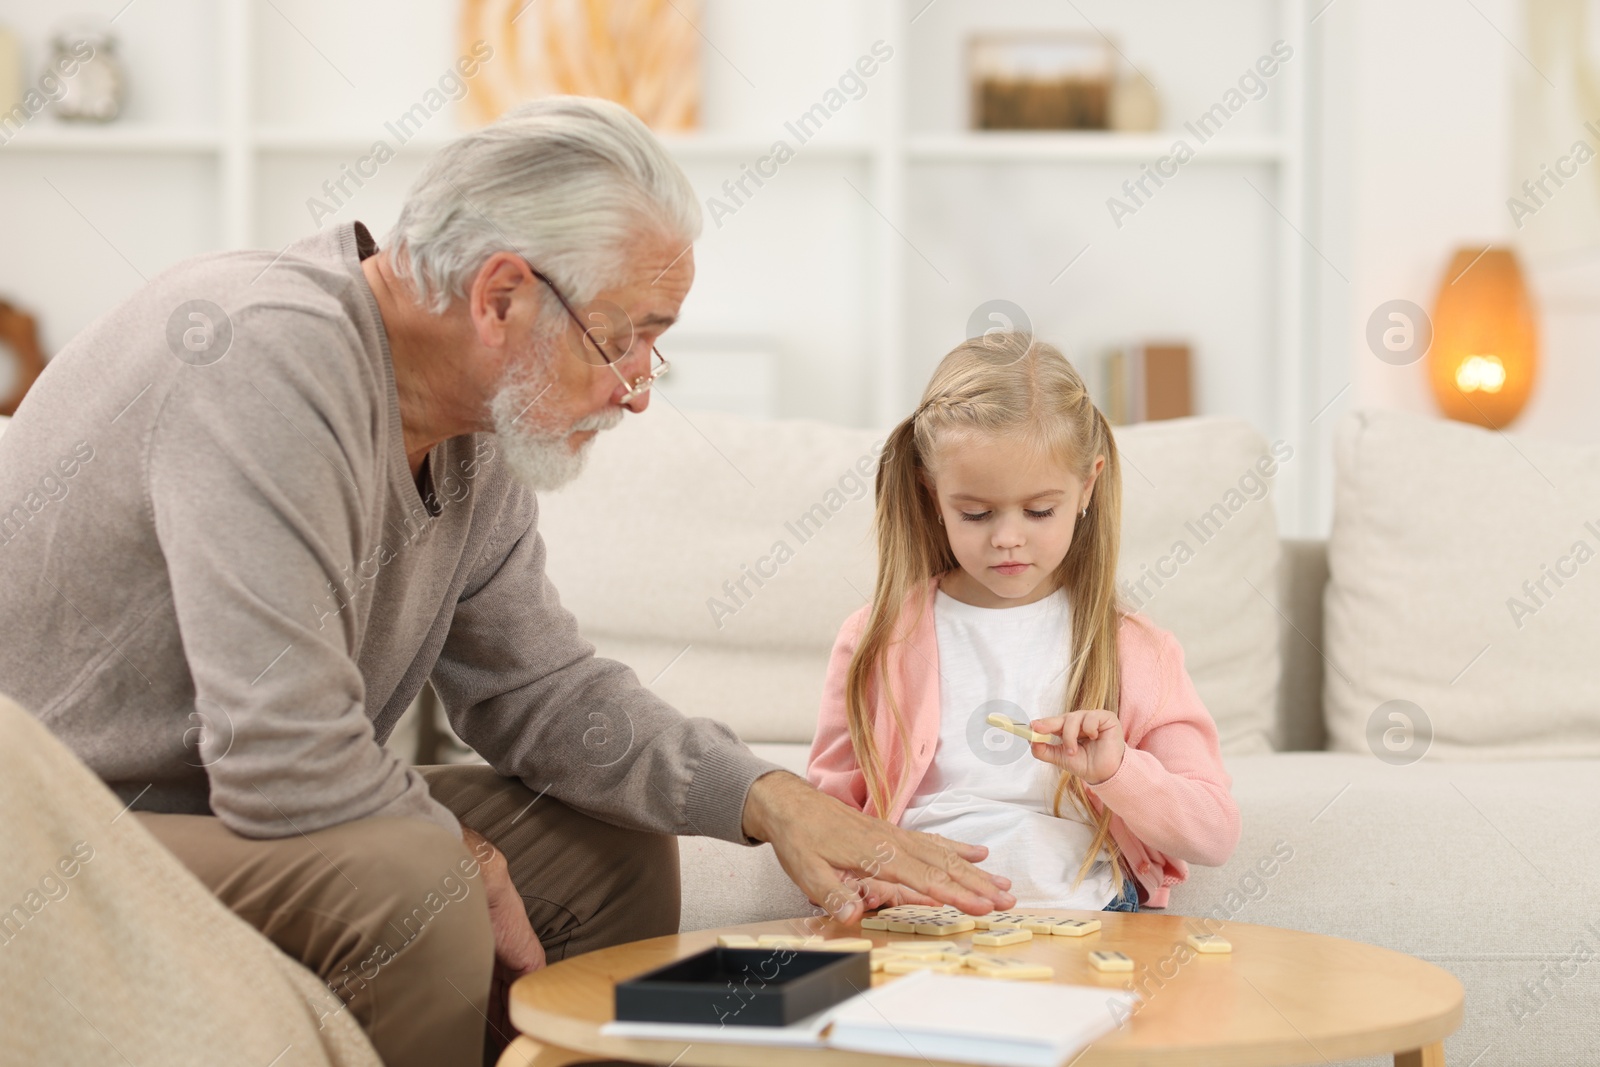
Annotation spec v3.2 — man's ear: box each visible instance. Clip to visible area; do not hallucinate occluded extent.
[469,253,535,347]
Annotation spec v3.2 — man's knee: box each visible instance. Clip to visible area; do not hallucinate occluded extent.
[308,819,495,1065]
[318,818,494,995]
[336,817,492,932]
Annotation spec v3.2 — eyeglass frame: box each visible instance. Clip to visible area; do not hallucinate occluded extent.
[527,266,669,404]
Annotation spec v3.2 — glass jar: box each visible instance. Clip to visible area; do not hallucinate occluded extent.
[969,33,1114,131]
[51,22,124,123]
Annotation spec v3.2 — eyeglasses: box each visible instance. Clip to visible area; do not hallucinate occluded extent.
[529,267,669,405]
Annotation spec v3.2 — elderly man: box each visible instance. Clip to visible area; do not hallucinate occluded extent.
[0,97,1012,1066]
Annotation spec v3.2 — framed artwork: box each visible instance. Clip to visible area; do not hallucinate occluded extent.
[458,0,701,131]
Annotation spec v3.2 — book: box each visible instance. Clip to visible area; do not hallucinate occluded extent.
[826,970,1138,1067]
[1104,342,1192,425]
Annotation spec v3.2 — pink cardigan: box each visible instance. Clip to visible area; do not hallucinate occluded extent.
[806,577,1241,908]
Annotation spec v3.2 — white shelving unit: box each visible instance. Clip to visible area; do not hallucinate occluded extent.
[0,125,222,152]
[0,0,1315,530]
[906,132,1291,163]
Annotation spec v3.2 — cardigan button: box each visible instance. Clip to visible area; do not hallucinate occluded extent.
[1138,862,1151,873]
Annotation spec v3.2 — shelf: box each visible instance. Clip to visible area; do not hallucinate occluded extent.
[251,127,876,161]
[0,123,878,160]
[253,128,459,153]
[654,132,874,160]
[0,124,223,153]
[0,126,1281,165]
[907,132,1288,164]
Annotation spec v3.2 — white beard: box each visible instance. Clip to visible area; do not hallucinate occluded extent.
[489,360,623,492]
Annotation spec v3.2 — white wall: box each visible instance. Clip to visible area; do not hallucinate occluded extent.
[1314,0,1596,530]
[1505,0,1600,450]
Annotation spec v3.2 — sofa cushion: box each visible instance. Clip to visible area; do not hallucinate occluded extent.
[539,411,884,746]
[1324,409,1600,759]
[1114,416,1285,754]
[539,409,1282,754]
[1170,751,1600,1067]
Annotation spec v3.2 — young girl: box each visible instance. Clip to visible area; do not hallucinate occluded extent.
[807,333,1240,912]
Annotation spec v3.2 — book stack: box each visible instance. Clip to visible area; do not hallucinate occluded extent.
[1104,342,1193,425]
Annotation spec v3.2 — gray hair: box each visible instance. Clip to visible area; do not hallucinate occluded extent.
[384,96,701,315]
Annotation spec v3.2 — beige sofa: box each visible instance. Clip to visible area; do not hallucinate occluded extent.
[537,406,1600,1067]
[7,404,1598,1067]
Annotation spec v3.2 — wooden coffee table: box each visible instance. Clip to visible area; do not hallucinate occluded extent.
[507,911,1462,1066]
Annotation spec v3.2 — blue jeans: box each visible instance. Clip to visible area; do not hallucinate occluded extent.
[1102,874,1140,912]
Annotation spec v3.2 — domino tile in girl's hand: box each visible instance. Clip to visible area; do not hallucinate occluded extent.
[984,712,1062,745]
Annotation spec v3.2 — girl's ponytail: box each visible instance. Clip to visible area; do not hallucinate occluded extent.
[1051,397,1130,898]
[844,413,956,818]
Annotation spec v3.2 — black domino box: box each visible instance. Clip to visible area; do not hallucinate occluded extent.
[614,946,869,1027]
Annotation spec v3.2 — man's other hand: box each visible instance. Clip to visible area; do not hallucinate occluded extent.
[462,826,546,976]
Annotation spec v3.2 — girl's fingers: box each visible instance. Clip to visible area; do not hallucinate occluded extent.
[1036,709,1117,746]
[1061,711,1086,754]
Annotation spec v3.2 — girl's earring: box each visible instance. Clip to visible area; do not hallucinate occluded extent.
[1080,506,1088,519]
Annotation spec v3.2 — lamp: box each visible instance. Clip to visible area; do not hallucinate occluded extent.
[1427,246,1538,429]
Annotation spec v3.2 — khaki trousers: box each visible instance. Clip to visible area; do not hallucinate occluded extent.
[137,765,681,1067]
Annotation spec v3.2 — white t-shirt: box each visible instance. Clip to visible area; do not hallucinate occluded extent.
[899,585,1117,910]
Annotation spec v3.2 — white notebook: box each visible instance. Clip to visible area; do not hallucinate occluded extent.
[825,970,1139,1067]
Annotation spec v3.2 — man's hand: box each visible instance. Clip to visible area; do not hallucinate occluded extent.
[740,772,1015,924]
[462,827,545,977]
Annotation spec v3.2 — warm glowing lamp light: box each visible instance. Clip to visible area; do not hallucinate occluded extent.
[1428,246,1538,429]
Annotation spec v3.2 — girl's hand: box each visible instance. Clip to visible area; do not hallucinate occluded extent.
[1030,709,1126,785]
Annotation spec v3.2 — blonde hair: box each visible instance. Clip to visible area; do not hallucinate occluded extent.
[846,332,1130,897]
